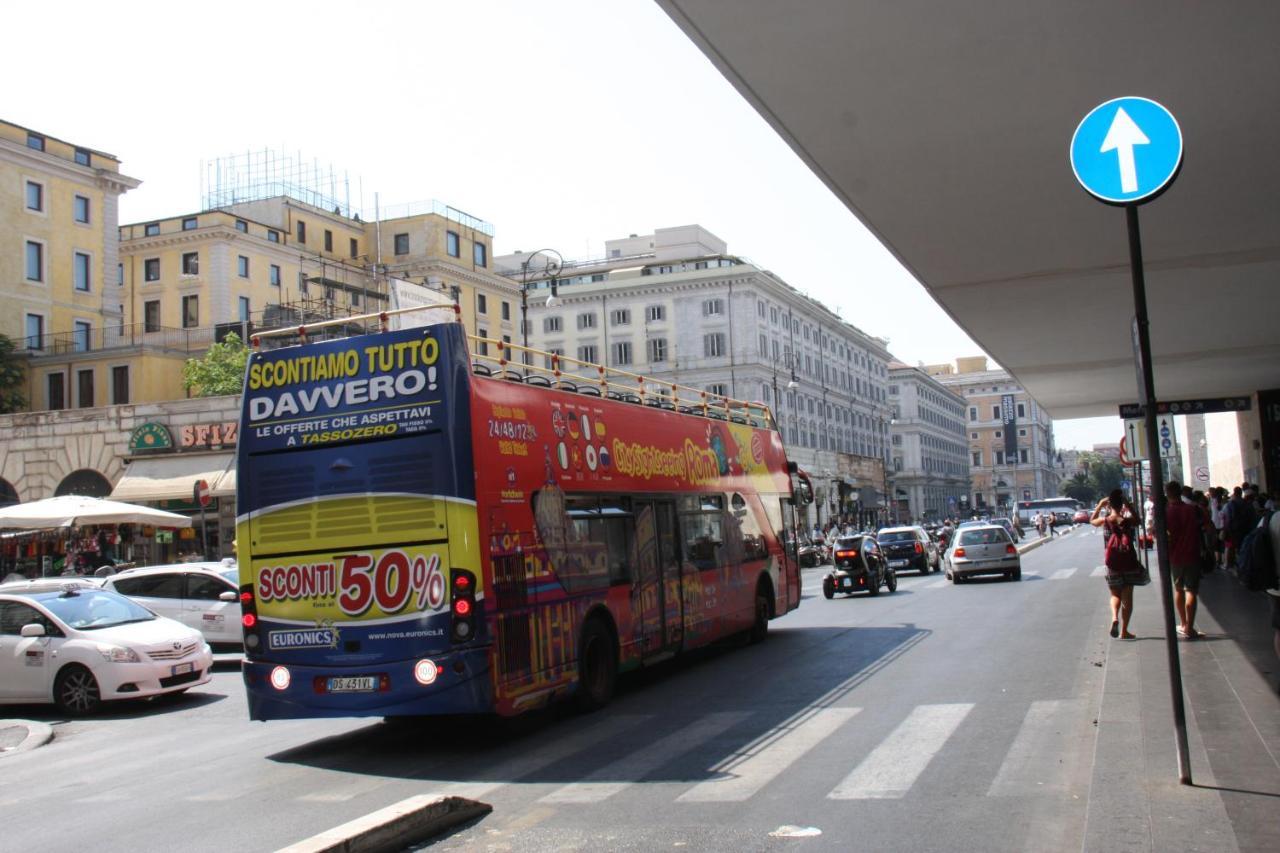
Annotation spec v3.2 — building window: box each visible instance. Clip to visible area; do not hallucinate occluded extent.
[1018,428,1027,437]
[544,316,562,333]
[182,295,198,328]
[25,181,43,212]
[646,305,665,322]
[111,366,129,405]
[647,337,667,362]
[476,293,488,315]
[73,321,91,353]
[704,333,726,357]
[476,328,489,356]
[350,237,359,258]
[235,219,248,233]
[182,217,198,231]
[47,372,65,410]
[25,241,44,282]
[702,298,725,316]
[994,430,1002,438]
[1017,402,1026,418]
[239,297,251,322]
[74,147,91,166]
[144,222,160,236]
[611,308,631,326]
[73,252,91,292]
[301,274,310,296]
[578,344,599,364]
[296,221,306,243]
[577,313,597,330]
[612,341,632,365]
[117,263,123,286]
[269,264,281,287]
[144,258,160,281]
[473,242,487,267]
[73,195,90,223]
[77,369,94,408]
[995,450,1005,465]
[543,347,564,369]
[1019,448,1029,463]
[324,230,334,252]
[972,451,982,466]
[27,132,44,151]
[708,383,728,398]
[25,314,44,350]
[181,252,199,275]
[237,255,249,278]
[759,333,768,355]
[446,231,460,257]
[501,301,511,321]
[144,301,161,332]
[267,229,280,243]
[393,233,409,255]
[969,406,977,421]
[992,405,1001,419]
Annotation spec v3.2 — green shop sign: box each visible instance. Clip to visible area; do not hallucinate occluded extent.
[128,422,174,453]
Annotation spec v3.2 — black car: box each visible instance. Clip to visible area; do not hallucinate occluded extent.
[876,525,940,574]
[823,535,896,598]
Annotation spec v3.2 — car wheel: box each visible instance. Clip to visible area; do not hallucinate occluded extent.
[867,572,882,596]
[575,618,618,712]
[1013,569,1022,581]
[886,571,898,593]
[952,572,963,584]
[822,577,834,599]
[54,665,102,716]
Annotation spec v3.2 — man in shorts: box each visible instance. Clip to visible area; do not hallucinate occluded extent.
[1165,481,1205,638]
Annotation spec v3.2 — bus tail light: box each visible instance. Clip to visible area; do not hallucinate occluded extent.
[954,547,966,558]
[240,586,261,648]
[450,569,477,644]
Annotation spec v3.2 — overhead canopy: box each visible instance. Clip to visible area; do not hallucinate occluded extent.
[109,453,235,503]
[657,1,1280,417]
[0,496,193,529]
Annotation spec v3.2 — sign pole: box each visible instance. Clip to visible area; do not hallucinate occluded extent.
[1126,204,1192,784]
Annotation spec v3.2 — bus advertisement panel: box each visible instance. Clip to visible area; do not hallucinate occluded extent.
[237,318,801,720]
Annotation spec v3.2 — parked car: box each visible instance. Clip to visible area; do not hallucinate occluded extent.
[102,562,241,647]
[945,525,1021,583]
[1072,509,1091,525]
[876,526,939,574]
[0,579,212,715]
[822,535,896,597]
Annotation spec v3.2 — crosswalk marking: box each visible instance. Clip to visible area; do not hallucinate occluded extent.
[1049,568,1078,580]
[828,703,973,800]
[678,707,860,802]
[988,699,1091,797]
[541,712,749,803]
[1091,566,1107,577]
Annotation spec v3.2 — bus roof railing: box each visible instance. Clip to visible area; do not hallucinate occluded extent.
[249,304,461,348]
[468,334,778,432]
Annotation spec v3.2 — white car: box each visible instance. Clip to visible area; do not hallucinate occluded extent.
[102,562,242,646]
[945,524,1022,583]
[0,579,213,715]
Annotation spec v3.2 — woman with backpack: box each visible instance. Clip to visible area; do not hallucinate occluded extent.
[1092,489,1144,639]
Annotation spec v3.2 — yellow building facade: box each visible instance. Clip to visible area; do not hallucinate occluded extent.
[1,119,140,410]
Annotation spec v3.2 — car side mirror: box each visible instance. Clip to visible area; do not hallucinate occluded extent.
[20,623,46,638]
[219,591,237,602]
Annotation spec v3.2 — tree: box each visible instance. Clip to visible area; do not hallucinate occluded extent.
[1061,472,1096,504]
[0,333,28,413]
[1089,460,1128,499]
[183,332,248,397]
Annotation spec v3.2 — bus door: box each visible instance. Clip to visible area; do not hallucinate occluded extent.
[633,498,682,658]
[778,499,800,609]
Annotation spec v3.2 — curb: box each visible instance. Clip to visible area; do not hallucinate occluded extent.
[276,794,491,853]
[0,719,54,757]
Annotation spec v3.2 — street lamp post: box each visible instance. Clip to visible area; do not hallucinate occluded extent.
[518,249,564,355]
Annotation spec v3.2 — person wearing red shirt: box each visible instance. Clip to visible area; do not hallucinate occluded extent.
[1165,480,1206,638]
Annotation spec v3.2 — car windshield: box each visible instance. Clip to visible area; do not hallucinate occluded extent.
[878,531,914,543]
[834,537,863,552]
[39,589,155,631]
[959,528,1010,546]
[220,568,237,585]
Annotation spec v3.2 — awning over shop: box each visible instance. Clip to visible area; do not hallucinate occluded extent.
[109,453,235,503]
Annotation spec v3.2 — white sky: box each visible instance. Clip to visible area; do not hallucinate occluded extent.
[6,0,1117,448]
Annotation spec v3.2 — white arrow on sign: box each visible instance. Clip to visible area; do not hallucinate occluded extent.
[1100,107,1149,193]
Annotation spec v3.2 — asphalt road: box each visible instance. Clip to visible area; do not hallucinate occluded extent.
[1,526,1119,852]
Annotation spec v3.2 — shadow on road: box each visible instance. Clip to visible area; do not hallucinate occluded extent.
[6,689,227,723]
[266,623,930,788]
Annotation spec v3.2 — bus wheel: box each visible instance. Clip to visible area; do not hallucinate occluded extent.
[575,618,617,712]
[749,582,772,644]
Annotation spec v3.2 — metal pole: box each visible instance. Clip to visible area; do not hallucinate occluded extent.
[1126,204,1192,784]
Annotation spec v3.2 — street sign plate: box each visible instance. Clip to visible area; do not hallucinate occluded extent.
[1157,415,1178,458]
[1123,419,1149,461]
[1071,96,1183,205]
[1194,466,1210,482]
[1118,397,1253,419]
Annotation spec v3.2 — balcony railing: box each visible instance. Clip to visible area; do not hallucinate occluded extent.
[21,322,220,357]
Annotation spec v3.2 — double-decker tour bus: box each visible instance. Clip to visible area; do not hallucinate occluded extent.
[236,306,809,720]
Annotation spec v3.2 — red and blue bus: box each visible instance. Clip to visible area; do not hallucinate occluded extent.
[236,309,808,719]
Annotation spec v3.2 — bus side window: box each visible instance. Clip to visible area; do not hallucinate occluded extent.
[680,508,724,571]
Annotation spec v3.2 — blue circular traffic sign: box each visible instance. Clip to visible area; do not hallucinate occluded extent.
[1071,97,1182,205]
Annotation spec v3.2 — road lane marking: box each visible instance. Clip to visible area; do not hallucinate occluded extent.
[827,703,973,799]
[1050,568,1078,580]
[678,707,860,802]
[541,712,750,803]
[1091,566,1107,577]
[988,699,1092,797]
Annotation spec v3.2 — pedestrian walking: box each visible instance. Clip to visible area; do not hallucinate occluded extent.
[1225,486,1258,570]
[1092,489,1143,639]
[1047,512,1058,538]
[1164,481,1206,639]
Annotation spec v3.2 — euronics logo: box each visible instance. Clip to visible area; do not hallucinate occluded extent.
[267,628,337,650]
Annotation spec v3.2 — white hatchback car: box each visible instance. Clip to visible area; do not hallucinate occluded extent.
[0,579,212,715]
[103,562,242,646]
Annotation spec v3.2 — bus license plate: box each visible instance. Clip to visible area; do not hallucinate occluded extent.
[171,662,194,676]
[327,676,376,693]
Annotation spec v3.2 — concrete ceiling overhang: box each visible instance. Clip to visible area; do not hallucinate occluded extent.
[658,1,1280,418]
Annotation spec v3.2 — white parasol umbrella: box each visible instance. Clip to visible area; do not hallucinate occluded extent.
[0,495,194,529]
